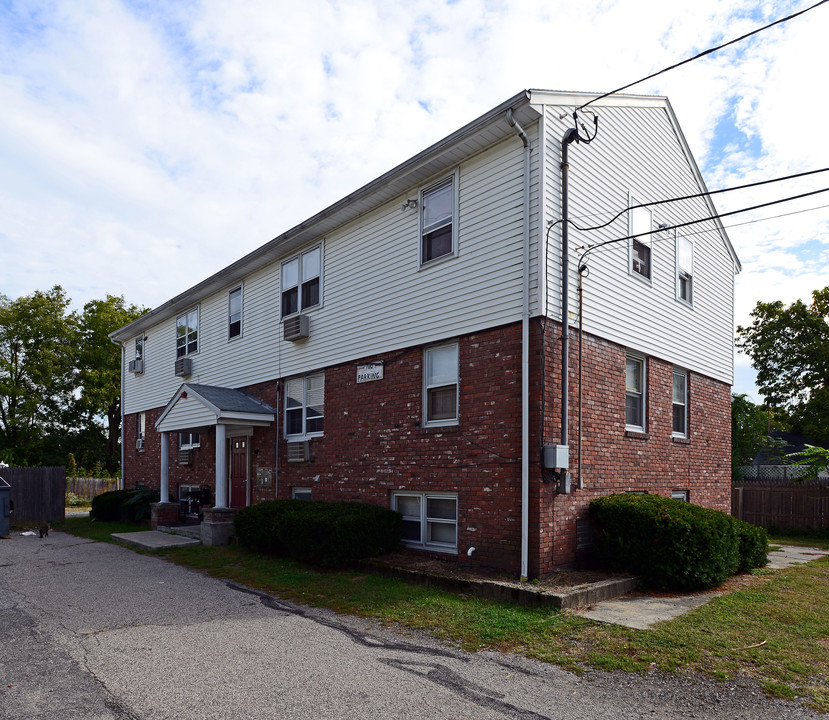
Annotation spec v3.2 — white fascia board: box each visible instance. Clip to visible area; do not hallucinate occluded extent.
[218,413,274,427]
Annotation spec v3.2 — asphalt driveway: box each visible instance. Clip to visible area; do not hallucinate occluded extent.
[0,531,822,719]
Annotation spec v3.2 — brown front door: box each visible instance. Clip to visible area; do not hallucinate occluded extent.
[229,437,248,509]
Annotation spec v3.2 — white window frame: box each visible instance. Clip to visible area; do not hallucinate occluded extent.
[136,412,146,451]
[134,335,144,362]
[228,285,243,340]
[419,171,459,266]
[175,307,199,358]
[423,342,459,426]
[392,492,458,552]
[284,372,325,438]
[672,368,689,438]
[628,194,653,282]
[179,432,200,449]
[292,487,312,501]
[625,352,646,432]
[675,234,694,306]
[280,244,323,319]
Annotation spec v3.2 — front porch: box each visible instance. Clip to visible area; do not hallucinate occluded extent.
[151,383,277,546]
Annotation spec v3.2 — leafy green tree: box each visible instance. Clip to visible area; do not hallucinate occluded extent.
[731,393,771,479]
[0,286,78,465]
[75,295,147,475]
[736,287,829,447]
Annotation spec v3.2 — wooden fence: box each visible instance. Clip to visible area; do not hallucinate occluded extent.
[732,480,829,531]
[0,466,65,524]
[66,476,118,500]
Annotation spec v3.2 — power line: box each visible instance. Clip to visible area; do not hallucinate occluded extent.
[582,202,829,259]
[567,167,829,232]
[578,0,829,111]
[579,186,829,264]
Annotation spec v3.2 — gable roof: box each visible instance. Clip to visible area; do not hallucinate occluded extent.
[155,383,276,432]
[111,88,738,343]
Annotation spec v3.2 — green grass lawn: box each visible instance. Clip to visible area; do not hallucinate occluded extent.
[55,517,829,712]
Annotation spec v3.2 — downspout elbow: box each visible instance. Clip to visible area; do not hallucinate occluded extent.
[507,108,529,148]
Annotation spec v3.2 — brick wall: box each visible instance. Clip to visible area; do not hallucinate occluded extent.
[123,319,731,577]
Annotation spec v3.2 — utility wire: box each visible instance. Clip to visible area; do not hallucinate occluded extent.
[565,167,829,232]
[578,0,829,111]
[579,186,829,265]
[582,202,829,260]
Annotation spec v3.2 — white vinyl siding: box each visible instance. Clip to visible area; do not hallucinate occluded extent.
[542,101,735,385]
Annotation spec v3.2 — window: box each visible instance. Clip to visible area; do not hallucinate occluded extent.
[176,308,199,357]
[228,286,242,339]
[420,175,456,264]
[134,335,144,362]
[179,432,200,449]
[676,235,693,304]
[292,487,312,501]
[625,353,646,431]
[137,412,146,451]
[424,343,458,425]
[628,199,652,280]
[672,369,688,437]
[281,246,321,318]
[672,489,689,502]
[392,492,457,551]
[285,372,324,437]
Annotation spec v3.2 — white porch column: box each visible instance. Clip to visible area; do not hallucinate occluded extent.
[214,423,227,508]
[159,431,169,502]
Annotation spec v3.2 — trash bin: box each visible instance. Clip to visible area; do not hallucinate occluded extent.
[0,476,10,537]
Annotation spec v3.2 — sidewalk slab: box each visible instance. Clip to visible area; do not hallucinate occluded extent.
[111,530,200,550]
[766,544,829,569]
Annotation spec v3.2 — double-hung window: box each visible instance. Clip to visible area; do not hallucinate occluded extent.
[228,286,242,339]
[625,353,646,431]
[628,197,652,280]
[281,246,321,318]
[134,336,144,363]
[424,342,458,425]
[676,235,694,305]
[393,492,458,551]
[285,372,324,437]
[672,369,688,437]
[176,308,199,357]
[420,175,456,264]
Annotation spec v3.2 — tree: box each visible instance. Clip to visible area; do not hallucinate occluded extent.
[75,295,147,475]
[736,287,829,447]
[0,286,79,465]
[731,393,770,479]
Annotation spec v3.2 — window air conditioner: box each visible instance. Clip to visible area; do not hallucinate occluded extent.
[283,315,310,341]
[286,441,309,463]
[128,359,144,374]
[135,437,145,451]
[174,357,193,377]
[178,449,192,465]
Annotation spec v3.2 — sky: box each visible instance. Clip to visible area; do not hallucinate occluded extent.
[0,0,827,402]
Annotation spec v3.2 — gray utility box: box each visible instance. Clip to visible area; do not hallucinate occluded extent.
[0,476,11,537]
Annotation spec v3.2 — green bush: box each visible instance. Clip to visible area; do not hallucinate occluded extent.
[90,488,159,522]
[234,499,402,567]
[734,518,769,572]
[590,494,742,590]
[91,490,130,521]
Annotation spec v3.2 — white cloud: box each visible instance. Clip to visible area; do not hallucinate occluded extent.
[0,0,826,409]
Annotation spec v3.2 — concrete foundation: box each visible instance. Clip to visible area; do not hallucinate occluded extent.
[200,506,236,546]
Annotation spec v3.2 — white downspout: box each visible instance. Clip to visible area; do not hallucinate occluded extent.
[507,108,531,581]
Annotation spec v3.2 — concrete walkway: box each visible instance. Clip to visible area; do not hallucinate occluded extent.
[579,544,829,629]
[111,529,200,549]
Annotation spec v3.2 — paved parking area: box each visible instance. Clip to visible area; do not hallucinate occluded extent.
[1,531,823,719]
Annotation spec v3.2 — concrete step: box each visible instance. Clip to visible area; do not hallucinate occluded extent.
[158,524,202,541]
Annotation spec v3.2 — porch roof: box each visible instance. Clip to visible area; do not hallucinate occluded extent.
[155,383,277,433]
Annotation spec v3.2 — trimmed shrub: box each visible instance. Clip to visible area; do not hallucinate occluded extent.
[90,488,159,522]
[590,494,740,590]
[734,518,769,572]
[234,499,402,567]
[91,490,130,521]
